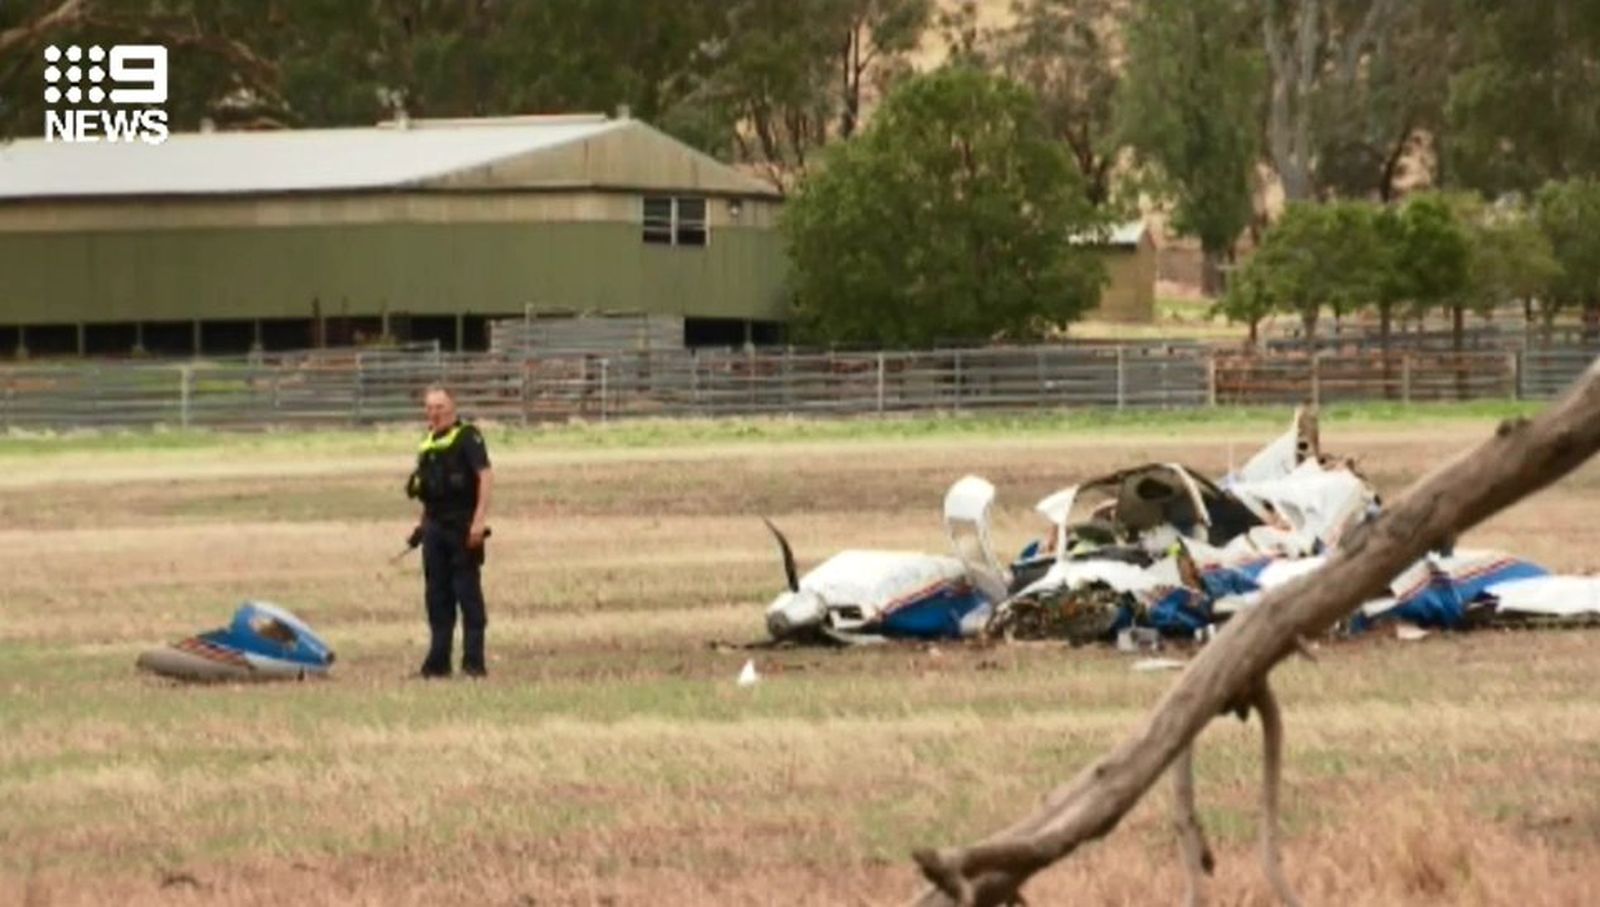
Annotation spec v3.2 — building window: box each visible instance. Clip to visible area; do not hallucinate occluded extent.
[642,196,709,247]
[643,197,675,244]
[675,197,707,246]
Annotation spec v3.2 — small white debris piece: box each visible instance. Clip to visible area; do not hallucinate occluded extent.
[1395,623,1429,642]
[736,659,760,687]
[1116,627,1162,653]
[1132,658,1187,673]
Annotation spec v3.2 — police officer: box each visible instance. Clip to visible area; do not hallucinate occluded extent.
[406,385,494,678]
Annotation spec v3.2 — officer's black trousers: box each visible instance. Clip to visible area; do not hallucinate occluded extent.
[421,520,488,672]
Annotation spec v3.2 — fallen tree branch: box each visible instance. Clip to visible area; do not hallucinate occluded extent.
[1170,734,1213,907]
[1254,682,1298,907]
[1170,678,1296,907]
[909,360,1600,906]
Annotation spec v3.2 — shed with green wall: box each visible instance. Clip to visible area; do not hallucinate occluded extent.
[0,114,788,356]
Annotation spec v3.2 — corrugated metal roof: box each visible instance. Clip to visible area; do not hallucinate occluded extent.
[0,116,631,200]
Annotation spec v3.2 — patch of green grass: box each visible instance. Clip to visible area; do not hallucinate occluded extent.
[1156,296,1222,322]
[0,399,1547,459]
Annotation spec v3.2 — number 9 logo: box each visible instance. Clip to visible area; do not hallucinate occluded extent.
[109,45,167,105]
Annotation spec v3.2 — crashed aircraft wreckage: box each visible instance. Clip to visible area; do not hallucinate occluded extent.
[998,409,1600,641]
[137,601,335,682]
[762,409,1600,646]
[760,476,1010,644]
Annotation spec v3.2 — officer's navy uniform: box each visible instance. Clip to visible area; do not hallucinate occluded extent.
[407,420,491,677]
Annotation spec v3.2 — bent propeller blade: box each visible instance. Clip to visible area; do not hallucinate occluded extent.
[761,517,800,593]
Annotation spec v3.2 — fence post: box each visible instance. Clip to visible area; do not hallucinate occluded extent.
[953,350,963,412]
[1115,346,1126,411]
[599,358,609,423]
[1310,352,1321,408]
[179,365,193,429]
[354,353,365,424]
[1206,353,1218,407]
[783,348,793,414]
[1507,350,1521,401]
[876,352,886,415]
[691,355,701,413]
[747,346,757,413]
[1401,353,1412,404]
[519,360,531,427]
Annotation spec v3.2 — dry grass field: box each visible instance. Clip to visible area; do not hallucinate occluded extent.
[2,406,1599,906]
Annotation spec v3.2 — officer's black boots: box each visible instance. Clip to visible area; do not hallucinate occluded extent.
[419,631,452,678]
[462,630,487,677]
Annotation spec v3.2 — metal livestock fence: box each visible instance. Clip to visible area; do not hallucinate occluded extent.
[0,344,1594,431]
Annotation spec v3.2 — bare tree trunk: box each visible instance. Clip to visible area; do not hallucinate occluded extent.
[1262,0,1318,202]
[1262,0,1397,201]
[1201,248,1227,297]
[1299,305,1318,348]
[1377,123,1414,203]
[908,361,1600,907]
[840,22,862,140]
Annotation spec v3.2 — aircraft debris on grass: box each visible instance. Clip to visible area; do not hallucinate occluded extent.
[759,476,1009,645]
[759,409,1600,648]
[137,601,335,682]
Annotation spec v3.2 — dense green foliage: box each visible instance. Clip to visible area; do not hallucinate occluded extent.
[1228,186,1598,348]
[1118,0,1261,292]
[6,0,1600,343]
[9,0,1597,201]
[1240,200,1386,341]
[1534,179,1600,328]
[780,67,1104,346]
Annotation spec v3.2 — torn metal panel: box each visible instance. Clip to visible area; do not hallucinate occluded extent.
[1030,464,1267,562]
[1223,548,1600,632]
[137,602,334,682]
[1488,575,1600,618]
[1227,406,1321,485]
[1227,459,1378,554]
[1356,551,1550,628]
[943,475,1012,605]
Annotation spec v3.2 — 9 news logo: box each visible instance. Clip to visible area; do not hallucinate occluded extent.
[44,44,170,145]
